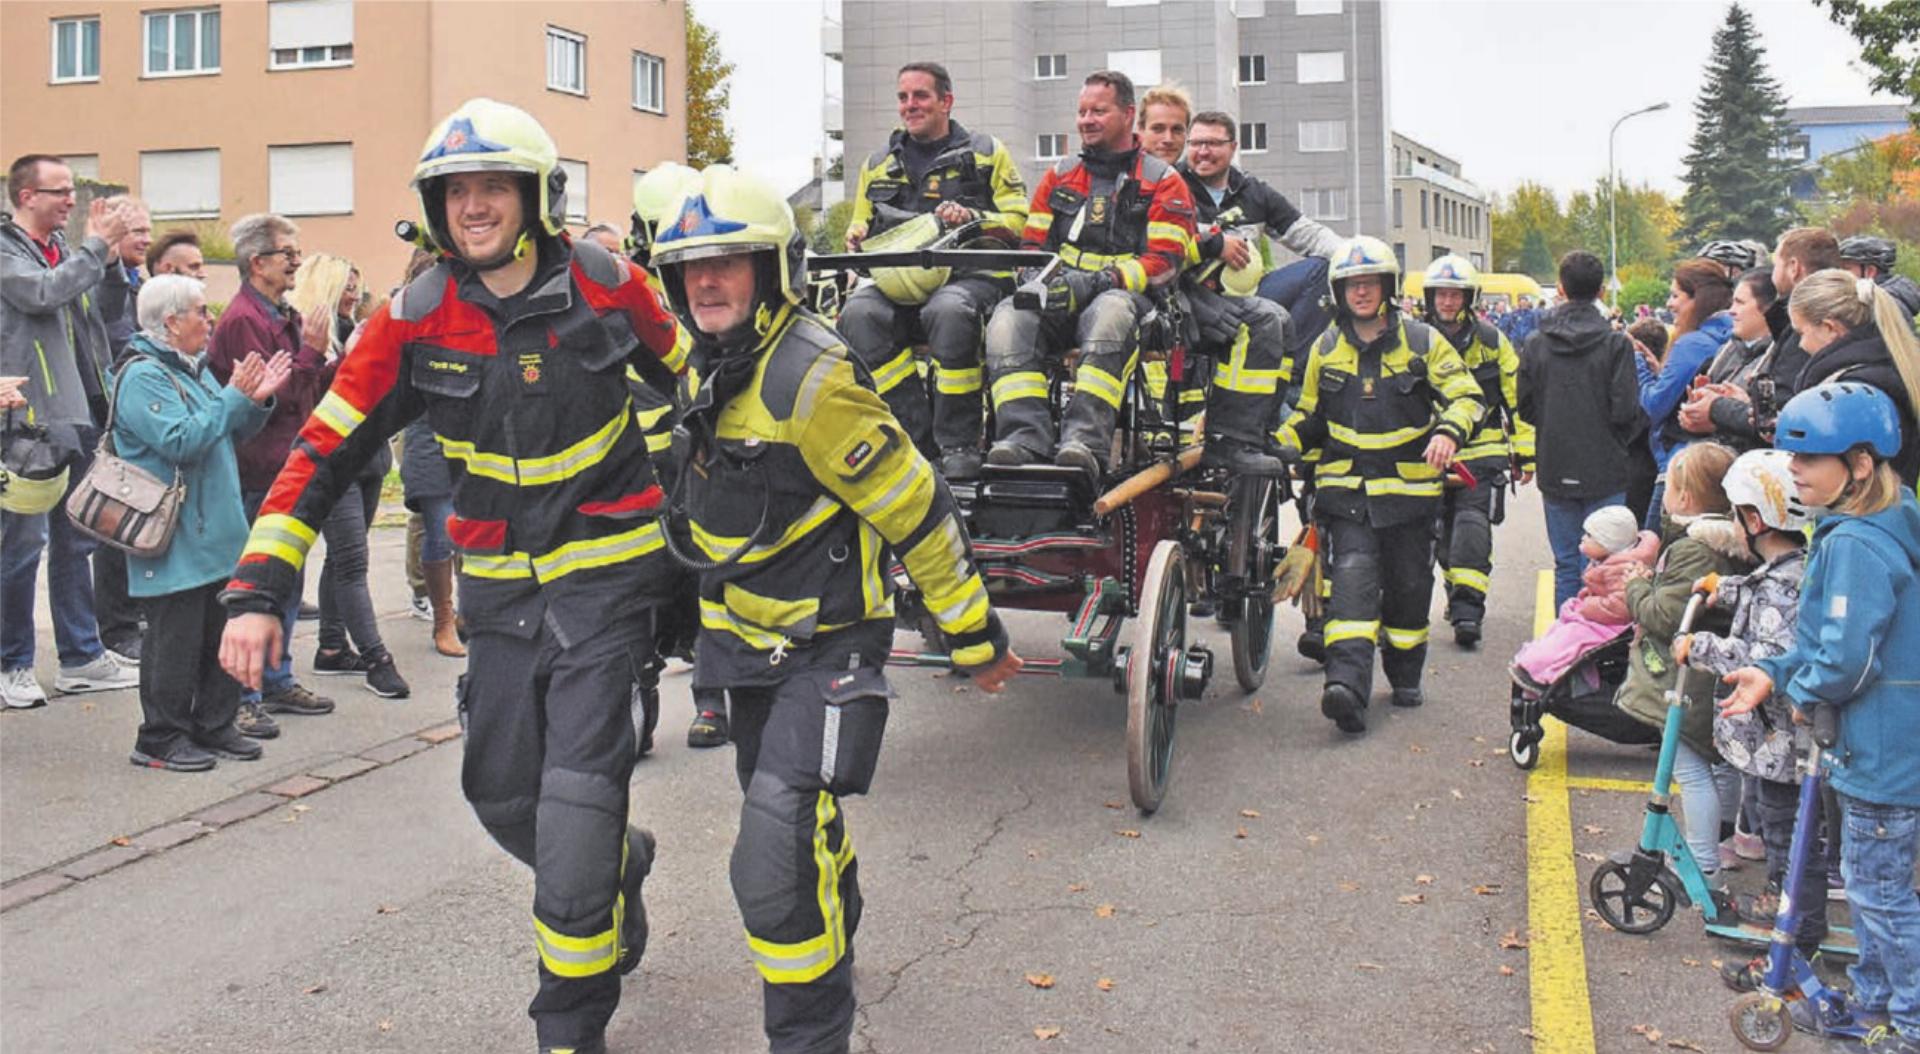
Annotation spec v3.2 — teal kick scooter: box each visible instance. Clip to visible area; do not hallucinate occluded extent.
[1587,586,1855,957]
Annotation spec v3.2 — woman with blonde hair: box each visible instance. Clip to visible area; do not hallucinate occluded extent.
[1787,268,1920,485]
[290,253,410,697]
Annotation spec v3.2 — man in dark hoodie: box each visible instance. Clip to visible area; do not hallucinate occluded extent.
[1516,250,1644,608]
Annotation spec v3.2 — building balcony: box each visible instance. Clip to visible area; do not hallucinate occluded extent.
[822,21,842,60]
[824,95,844,136]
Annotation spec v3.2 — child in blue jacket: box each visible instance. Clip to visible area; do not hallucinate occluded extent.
[1721,382,1920,1049]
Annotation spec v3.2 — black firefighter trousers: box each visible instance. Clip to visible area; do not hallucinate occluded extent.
[1322,514,1438,703]
[460,589,653,1048]
[719,643,892,1054]
[1436,465,1502,627]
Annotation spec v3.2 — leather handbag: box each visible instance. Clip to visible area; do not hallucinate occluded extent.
[65,357,189,558]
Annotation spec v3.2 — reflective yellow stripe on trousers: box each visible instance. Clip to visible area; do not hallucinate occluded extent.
[745,791,850,984]
[534,916,618,978]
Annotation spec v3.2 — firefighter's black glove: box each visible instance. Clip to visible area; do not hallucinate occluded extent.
[1045,268,1115,314]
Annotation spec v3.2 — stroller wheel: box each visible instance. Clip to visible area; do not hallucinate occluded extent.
[1727,992,1791,1051]
[1509,730,1541,770]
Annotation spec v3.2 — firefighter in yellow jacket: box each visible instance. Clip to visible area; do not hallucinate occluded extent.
[650,165,1022,1054]
[1277,237,1483,733]
[1421,255,1534,648]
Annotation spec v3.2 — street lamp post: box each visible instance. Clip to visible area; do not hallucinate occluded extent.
[1609,101,1671,309]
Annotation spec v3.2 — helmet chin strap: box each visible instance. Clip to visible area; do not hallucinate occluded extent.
[466,230,533,273]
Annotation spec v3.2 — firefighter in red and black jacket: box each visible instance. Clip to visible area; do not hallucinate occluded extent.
[983,69,1197,478]
[218,99,684,1054]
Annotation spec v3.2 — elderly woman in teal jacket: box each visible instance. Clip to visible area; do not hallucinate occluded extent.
[112,274,289,772]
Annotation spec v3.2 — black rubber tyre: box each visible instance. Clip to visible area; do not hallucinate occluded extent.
[1589,859,1680,935]
[1127,540,1186,815]
[1728,992,1792,1051]
[1226,476,1280,693]
[1509,730,1541,770]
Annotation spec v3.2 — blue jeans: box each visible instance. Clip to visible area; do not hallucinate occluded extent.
[1644,478,1667,532]
[1839,795,1920,1036]
[417,495,454,563]
[1,453,105,671]
[1542,491,1626,610]
[1673,740,1739,880]
[240,488,299,700]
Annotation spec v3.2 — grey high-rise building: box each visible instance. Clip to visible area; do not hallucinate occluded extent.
[822,0,1390,252]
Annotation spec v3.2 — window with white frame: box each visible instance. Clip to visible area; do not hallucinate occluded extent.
[269,0,353,69]
[1296,50,1345,84]
[633,50,664,112]
[1300,187,1347,220]
[269,143,353,216]
[145,8,221,77]
[1036,133,1069,160]
[546,26,586,95]
[1297,0,1343,13]
[64,155,101,181]
[1237,54,1266,85]
[559,159,588,223]
[1298,120,1346,153]
[141,149,220,218]
[51,16,101,83]
[1035,53,1066,80]
[1105,49,1161,89]
[1235,0,1267,16]
[1239,122,1269,153]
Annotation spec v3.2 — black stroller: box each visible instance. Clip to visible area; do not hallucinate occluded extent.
[1508,630,1659,769]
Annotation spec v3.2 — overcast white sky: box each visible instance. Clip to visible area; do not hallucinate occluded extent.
[696,0,1901,203]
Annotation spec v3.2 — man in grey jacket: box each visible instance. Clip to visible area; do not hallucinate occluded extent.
[0,153,139,708]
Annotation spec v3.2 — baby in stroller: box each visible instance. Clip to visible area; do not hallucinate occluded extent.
[1513,505,1660,691]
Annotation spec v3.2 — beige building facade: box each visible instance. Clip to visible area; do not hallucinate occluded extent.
[1387,131,1491,276]
[1,0,687,290]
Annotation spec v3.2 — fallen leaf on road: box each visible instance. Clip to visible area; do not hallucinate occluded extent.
[1241,698,1264,715]
[1473,884,1504,896]
[1498,965,1516,976]
[1468,759,1486,768]
[304,983,328,995]
[111,837,131,847]
[1337,881,1361,893]
[1472,735,1487,744]
[1415,874,1435,886]
[1103,801,1124,810]
[1239,809,1261,818]
[1354,962,1384,971]
[376,904,400,915]
[1585,908,1604,923]
[953,685,970,694]
[1522,794,1541,803]
[1630,1023,1663,1044]
[1397,894,1426,905]
[1680,957,1700,967]
[1234,826,1249,840]
[1094,904,1115,918]
[1450,788,1465,800]
[1667,1041,1705,1052]
[1114,829,1141,839]
[377,1021,393,1033]
[1577,851,1607,863]
[1580,824,1607,835]
[1096,978,1114,992]
[1409,743,1428,753]
[1306,834,1323,845]
[1033,1026,1061,1040]
[1066,883,1087,894]
[1499,929,1530,950]
[1024,972,1055,989]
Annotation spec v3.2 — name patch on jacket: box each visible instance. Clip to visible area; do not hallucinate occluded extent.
[844,440,874,471]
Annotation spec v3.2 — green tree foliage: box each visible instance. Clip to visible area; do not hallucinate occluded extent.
[1676,4,1797,246]
[1518,229,1555,281]
[1567,181,1681,273]
[1490,182,1567,273]
[1811,133,1920,288]
[686,4,735,167]
[1811,0,1920,121]
[810,201,857,254]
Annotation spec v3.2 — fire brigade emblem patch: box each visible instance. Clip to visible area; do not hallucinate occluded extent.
[1089,196,1109,225]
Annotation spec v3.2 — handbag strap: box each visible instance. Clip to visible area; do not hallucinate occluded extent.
[104,353,194,485]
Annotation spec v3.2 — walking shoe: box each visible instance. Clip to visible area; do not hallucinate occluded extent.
[616,826,656,975]
[1720,954,1766,993]
[1453,619,1482,648]
[312,646,371,676]
[1053,441,1100,481]
[1828,871,1847,902]
[262,683,335,715]
[55,653,139,694]
[687,708,729,748]
[193,725,264,761]
[129,742,217,772]
[939,447,983,480]
[409,593,433,621]
[105,638,143,665]
[1732,826,1767,862]
[297,600,320,621]
[1390,686,1424,708]
[986,440,1036,467]
[235,700,280,739]
[363,651,410,699]
[1719,838,1746,872]
[1861,1027,1920,1053]
[2,668,49,709]
[1737,883,1782,927]
[1320,682,1367,734]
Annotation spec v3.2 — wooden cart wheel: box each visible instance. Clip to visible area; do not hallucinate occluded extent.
[1226,475,1280,692]
[1127,540,1186,814]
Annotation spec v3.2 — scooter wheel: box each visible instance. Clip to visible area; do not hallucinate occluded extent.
[1589,859,1678,934]
[1509,730,1541,770]
[1728,992,1792,1051]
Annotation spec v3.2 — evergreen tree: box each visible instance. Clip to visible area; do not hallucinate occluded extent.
[1676,4,1797,246]
[1518,229,1555,281]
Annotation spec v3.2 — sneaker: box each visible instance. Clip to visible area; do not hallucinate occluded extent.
[1862,1027,1920,1054]
[1737,883,1782,927]
[312,646,371,676]
[687,709,729,748]
[1788,991,1881,1036]
[55,653,139,694]
[1732,827,1767,862]
[193,725,264,761]
[297,600,320,621]
[364,652,410,699]
[1720,955,1766,993]
[235,701,281,739]
[129,742,216,772]
[105,638,143,665]
[409,593,433,622]
[616,826,656,975]
[1828,872,1847,902]
[262,682,336,715]
[1720,839,1746,872]
[1320,682,1367,734]
[2,668,49,709]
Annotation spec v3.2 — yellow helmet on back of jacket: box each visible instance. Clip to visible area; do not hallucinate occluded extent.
[629,162,702,267]
[411,98,565,268]
[1328,235,1401,322]
[652,164,809,344]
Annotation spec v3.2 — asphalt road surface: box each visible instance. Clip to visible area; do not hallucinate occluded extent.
[0,489,1843,1053]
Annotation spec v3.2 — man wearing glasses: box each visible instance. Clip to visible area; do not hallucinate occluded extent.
[0,154,142,710]
[205,213,339,737]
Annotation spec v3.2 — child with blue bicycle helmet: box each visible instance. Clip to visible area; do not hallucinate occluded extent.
[1721,381,1920,1047]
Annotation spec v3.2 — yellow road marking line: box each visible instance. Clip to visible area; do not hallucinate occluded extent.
[1566,776,1663,795]
[1526,568,1597,1054]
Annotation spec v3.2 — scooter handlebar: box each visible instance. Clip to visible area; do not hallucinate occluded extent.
[1813,703,1839,750]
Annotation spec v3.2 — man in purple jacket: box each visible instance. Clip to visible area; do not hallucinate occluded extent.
[204,213,337,736]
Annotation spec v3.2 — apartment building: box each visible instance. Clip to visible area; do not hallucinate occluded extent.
[827,0,1390,253]
[1387,132,1490,274]
[1,0,687,287]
